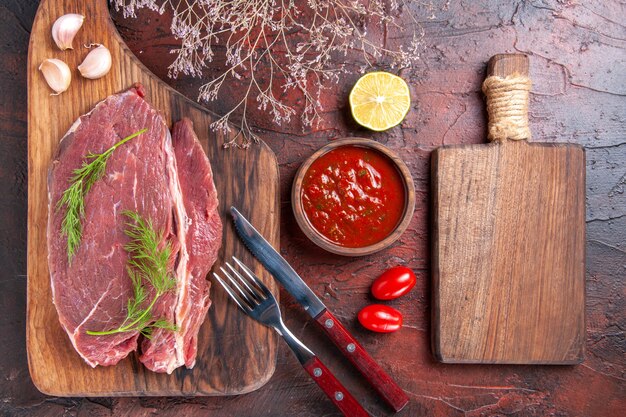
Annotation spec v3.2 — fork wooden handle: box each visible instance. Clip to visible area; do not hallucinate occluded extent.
[303,356,370,417]
[314,310,409,412]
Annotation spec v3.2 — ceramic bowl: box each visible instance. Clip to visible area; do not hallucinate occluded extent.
[291,137,415,256]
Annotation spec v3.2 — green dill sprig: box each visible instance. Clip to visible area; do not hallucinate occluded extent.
[86,211,177,337]
[57,128,147,260]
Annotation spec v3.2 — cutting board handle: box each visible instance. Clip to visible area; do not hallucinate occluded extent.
[482,54,531,142]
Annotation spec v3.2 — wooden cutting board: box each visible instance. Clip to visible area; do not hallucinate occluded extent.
[431,54,586,364]
[27,0,279,396]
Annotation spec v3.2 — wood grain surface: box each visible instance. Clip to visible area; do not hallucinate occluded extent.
[26,0,279,396]
[2,0,625,416]
[432,142,586,363]
[432,54,586,363]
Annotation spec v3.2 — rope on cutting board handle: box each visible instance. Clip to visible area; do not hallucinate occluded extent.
[482,74,532,142]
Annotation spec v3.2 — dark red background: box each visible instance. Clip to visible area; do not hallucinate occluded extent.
[1,1,624,416]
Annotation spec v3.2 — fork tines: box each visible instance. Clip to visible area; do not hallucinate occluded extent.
[213,256,272,312]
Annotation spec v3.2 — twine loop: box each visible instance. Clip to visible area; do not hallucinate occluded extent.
[482,75,532,142]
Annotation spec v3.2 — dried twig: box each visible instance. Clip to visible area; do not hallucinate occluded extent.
[112,0,441,147]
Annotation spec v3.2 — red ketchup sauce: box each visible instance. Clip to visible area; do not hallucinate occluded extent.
[301,145,406,248]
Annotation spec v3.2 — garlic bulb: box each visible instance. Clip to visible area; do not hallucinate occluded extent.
[39,58,71,95]
[51,14,84,50]
[78,44,112,79]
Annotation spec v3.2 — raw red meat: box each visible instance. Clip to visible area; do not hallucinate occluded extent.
[139,118,222,373]
[47,86,221,372]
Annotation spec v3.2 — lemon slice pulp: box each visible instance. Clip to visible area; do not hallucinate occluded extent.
[349,71,411,131]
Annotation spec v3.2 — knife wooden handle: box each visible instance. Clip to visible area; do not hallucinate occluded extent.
[303,356,370,417]
[314,310,409,412]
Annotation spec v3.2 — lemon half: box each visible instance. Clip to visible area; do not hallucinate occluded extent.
[349,72,411,131]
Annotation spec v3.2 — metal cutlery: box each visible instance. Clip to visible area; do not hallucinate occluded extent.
[214,257,370,417]
[230,206,409,412]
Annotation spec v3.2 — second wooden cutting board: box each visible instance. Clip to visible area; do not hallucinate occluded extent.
[431,54,586,364]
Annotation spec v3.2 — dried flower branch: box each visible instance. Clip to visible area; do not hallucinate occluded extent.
[112,0,439,147]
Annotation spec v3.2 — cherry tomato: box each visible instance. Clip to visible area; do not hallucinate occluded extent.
[371,266,416,300]
[357,304,403,333]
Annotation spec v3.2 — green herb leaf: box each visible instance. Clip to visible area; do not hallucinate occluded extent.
[57,128,147,261]
[86,211,177,337]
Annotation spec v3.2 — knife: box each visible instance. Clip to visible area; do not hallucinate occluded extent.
[230,206,409,413]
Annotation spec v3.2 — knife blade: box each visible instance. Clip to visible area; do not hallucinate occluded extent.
[230,206,409,413]
[230,206,325,317]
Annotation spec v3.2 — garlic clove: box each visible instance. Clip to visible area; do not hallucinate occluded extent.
[39,58,71,95]
[51,13,85,50]
[78,44,112,80]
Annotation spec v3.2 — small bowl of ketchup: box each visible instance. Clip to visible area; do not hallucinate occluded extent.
[292,137,415,256]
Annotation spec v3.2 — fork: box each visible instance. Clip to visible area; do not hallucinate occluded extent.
[214,257,370,417]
